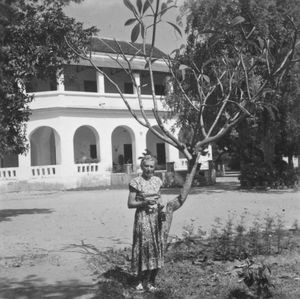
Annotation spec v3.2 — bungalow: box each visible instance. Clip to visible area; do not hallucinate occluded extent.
[0,38,212,191]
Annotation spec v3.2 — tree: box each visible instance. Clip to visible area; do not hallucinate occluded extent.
[178,0,300,171]
[0,0,97,157]
[67,0,298,242]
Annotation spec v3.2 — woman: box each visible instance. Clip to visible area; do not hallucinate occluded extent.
[128,154,164,292]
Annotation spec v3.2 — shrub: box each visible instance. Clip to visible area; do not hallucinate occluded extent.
[239,162,299,189]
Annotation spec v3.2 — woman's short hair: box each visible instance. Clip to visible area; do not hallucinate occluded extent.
[140,154,157,168]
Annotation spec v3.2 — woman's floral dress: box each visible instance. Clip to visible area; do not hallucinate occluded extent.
[129,175,163,274]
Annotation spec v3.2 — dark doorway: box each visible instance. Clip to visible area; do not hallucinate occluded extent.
[90,144,97,159]
[156,143,166,165]
[124,144,133,164]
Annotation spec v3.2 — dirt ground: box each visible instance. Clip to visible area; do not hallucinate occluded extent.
[0,177,299,298]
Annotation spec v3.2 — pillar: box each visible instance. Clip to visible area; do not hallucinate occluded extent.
[133,72,141,95]
[18,152,32,180]
[134,127,148,172]
[59,128,75,178]
[96,71,105,94]
[97,127,113,172]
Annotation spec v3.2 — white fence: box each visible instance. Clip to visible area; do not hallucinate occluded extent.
[76,163,99,174]
[0,168,18,180]
[31,165,60,178]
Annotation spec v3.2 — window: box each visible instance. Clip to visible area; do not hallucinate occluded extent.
[155,84,165,96]
[124,82,134,94]
[84,80,97,92]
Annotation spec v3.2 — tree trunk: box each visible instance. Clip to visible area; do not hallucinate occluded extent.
[162,156,200,246]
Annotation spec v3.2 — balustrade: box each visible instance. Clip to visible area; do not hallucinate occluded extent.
[0,168,18,180]
[31,165,59,177]
[76,163,99,173]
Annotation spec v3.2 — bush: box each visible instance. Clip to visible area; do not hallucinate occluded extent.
[239,162,299,189]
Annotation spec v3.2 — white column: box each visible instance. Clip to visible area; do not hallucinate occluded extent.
[168,145,180,163]
[18,152,32,180]
[59,129,75,178]
[96,71,105,94]
[56,70,65,92]
[98,128,113,172]
[133,72,141,95]
[134,127,148,172]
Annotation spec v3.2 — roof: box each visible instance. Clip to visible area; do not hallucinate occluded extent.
[89,37,167,58]
[75,37,169,72]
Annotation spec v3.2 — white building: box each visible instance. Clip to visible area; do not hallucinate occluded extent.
[0,39,198,191]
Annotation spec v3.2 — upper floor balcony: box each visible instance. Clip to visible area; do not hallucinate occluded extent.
[27,63,171,112]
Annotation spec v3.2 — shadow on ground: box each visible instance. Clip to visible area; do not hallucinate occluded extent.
[161,181,240,195]
[0,270,171,299]
[0,209,53,222]
[96,266,170,298]
[161,182,298,196]
[0,276,96,299]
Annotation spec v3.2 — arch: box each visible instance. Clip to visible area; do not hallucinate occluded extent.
[146,126,169,170]
[111,126,136,172]
[73,125,100,163]
[30,126,61,166]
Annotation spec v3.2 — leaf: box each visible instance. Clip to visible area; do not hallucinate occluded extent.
[208,34,221,48]
[202,74,210,84]
[170,48,180,56]
[140,22,145,39]
[257,37,264,49]
[123,0,137,15]
[131,23,140,42]
[264,105,276,121]
[124,18,137,26]
[143,0,153,14]
[230,16,245,27]
[166,21,182,37]
[136,0,142,13]
[179,64,190,70]
[161,2,168,16]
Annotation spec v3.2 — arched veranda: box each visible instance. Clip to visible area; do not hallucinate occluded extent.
[111,126,136,173]
[73,126,100,163]
[30,126,61,166]
[146,126,168,170]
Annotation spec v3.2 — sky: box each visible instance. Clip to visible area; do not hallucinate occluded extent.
[64,0,186,54]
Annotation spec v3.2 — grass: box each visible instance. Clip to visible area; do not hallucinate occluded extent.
[86,213,300,299]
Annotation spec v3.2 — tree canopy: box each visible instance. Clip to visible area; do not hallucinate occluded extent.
[169,0,300,166]
[0,0,97,157]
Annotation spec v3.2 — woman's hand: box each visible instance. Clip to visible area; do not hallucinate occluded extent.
[145,199,157,206]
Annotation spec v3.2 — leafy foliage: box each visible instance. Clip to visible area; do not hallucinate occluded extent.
[123,0,182,43]
[167,0,299,163]
[0,0,97,156]
[236,259,274,298]
[239,162,299,189]
[178,0,300,170]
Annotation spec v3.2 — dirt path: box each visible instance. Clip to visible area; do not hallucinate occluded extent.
[0,178,299,298]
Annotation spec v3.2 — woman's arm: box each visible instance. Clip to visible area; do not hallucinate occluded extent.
[127,191,156,209]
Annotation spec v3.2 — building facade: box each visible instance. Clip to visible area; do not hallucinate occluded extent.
[1,39,200,191]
